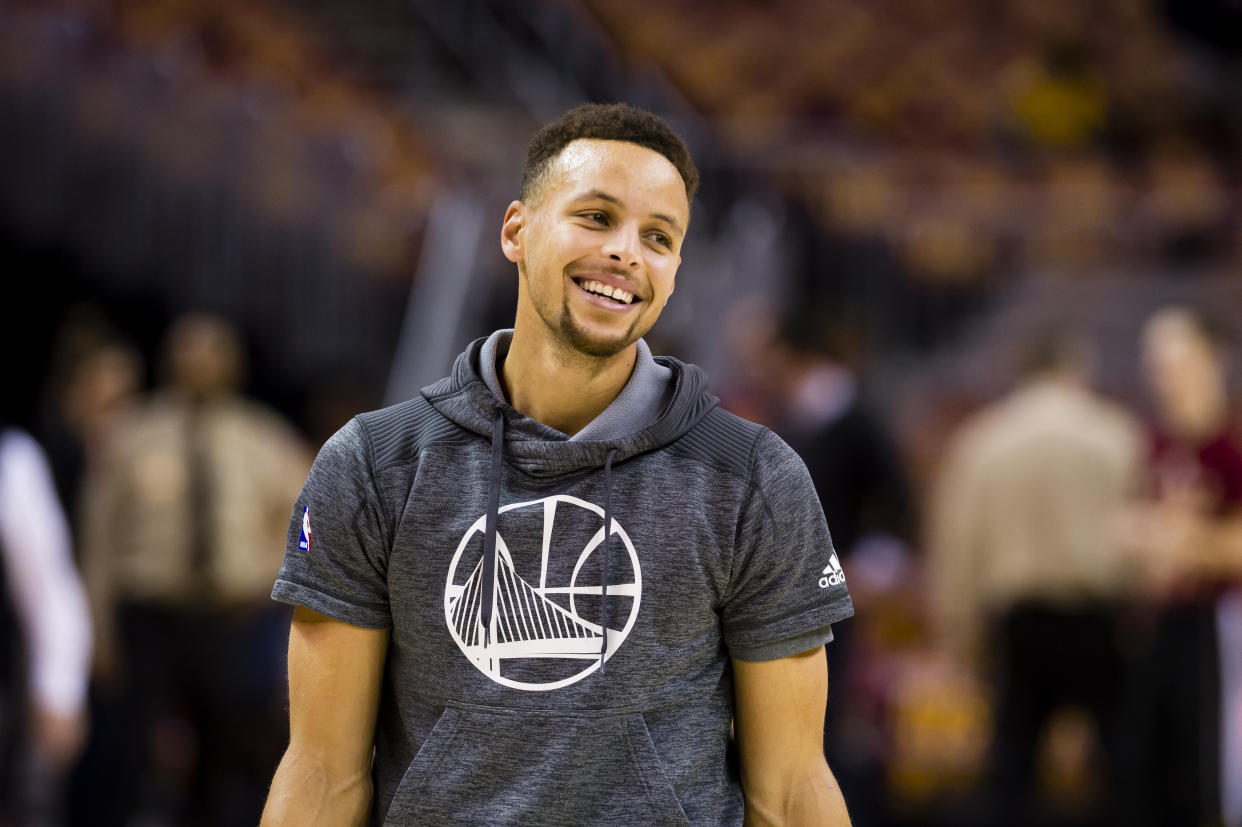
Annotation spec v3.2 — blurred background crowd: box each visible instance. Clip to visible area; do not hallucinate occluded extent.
[1,0,1241,825]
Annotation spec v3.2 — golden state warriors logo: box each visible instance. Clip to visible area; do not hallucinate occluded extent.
[444,495,641,691]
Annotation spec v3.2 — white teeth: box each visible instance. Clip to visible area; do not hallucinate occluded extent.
[581,280,634,305]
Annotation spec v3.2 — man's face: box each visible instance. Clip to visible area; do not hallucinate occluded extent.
[167,314,243,397]
[502,139,690,359]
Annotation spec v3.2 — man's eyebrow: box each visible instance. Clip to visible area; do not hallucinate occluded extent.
[573,189,684,235]
[574,189,623,208]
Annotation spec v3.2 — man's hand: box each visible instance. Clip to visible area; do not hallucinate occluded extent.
[261,606,389,827]
[733,646,852,826]
[1117,500,1242,591]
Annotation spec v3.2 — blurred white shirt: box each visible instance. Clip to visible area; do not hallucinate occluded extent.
[0,429,91,716]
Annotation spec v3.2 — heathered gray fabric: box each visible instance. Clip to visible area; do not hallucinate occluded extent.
[478,329,674,442]
[273,338,854,826]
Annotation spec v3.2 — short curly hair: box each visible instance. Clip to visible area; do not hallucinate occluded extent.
[521,102,699,205]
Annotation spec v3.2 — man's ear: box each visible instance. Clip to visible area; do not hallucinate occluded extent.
[501,201,526,263]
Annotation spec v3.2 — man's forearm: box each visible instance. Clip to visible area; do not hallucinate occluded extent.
[743,759,852,826]
[261,748,373,827]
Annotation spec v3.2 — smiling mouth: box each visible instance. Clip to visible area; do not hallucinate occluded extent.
[572,277,638,306]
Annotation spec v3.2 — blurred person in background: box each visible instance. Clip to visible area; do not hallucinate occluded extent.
[42,323,146,826]
[79,313,310,826]
[763,307,916,825]
[768,309,916,569]
[39,312,144,541]
[929,327,1143,827]
[1116,307,1242,827]
[0,423,92,826]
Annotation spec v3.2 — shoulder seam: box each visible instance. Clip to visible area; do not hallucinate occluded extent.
[746,426,763,491]
[745,428,777,525]
[353,415,395,552]
[753,429,789,527]
[728,429,778,591]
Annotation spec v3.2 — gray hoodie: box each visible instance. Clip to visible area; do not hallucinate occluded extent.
[273,337,854,825]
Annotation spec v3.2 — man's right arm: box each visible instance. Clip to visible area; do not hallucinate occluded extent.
[262,605,389,827]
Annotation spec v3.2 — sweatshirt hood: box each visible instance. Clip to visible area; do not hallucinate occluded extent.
[420,337,718,478]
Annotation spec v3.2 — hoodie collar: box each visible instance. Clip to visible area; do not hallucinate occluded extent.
[421,335,718,477]
[477,329,674,444]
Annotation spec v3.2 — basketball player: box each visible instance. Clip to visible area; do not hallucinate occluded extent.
[261,103,854,826]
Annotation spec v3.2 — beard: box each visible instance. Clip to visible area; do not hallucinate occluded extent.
[550,291,651,359]
[557,302,639,357]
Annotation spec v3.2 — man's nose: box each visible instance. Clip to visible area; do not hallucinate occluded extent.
[601,224,641,268]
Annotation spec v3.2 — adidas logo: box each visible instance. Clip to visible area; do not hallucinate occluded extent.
[818,552,845,589]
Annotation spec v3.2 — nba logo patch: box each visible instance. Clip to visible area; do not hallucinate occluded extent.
[299,506,312,551]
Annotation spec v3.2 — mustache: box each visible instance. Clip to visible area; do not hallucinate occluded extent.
[567,263,632,279]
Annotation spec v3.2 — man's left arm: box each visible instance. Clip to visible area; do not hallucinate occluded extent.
[733,646,851,826]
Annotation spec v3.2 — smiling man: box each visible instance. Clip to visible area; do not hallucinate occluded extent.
[261,103,854,826]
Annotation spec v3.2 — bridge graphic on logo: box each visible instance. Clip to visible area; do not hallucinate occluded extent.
[444,494,641,691]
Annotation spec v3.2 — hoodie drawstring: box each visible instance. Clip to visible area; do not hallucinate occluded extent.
[480,409,505,648]
[479,410,617,676]
[599,447,617,672]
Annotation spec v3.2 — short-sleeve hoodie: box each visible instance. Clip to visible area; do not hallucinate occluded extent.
[273,337,853,826]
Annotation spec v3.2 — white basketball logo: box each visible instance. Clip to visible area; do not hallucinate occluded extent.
[444,495,642,691]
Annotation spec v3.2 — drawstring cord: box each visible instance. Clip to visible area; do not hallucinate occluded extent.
[599,447,617,672]
[480,409,504,648]
[479,411,616,677]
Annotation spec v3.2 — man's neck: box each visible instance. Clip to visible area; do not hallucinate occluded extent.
[501,327,637,437]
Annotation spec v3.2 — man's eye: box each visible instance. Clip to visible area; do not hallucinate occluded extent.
[582,211,608,224]
[648,233,672,248]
